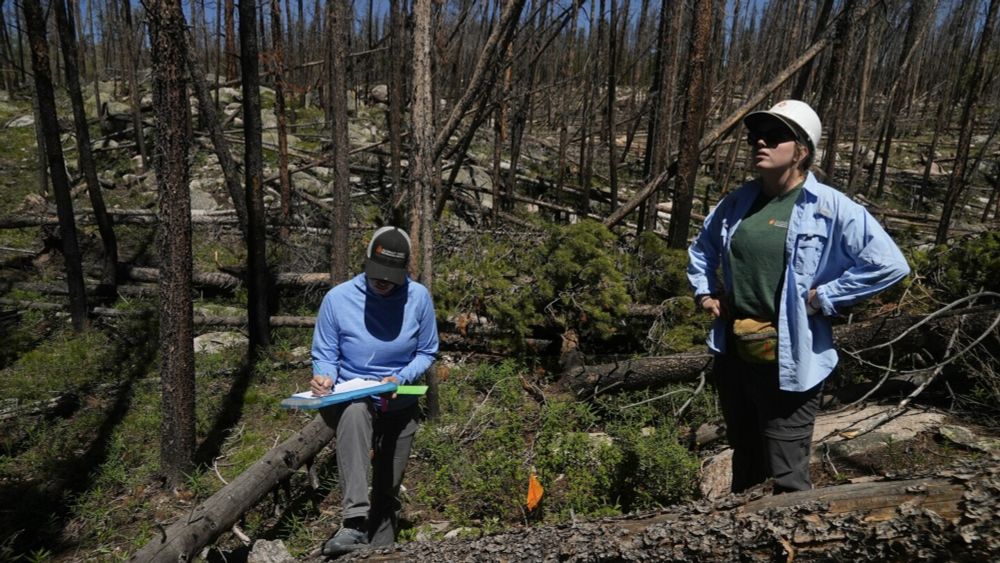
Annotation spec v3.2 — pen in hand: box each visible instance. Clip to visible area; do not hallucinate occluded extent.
[310,375,334,396]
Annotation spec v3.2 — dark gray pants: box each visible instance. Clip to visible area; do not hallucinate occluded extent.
[328,400,419,547]
[713,354,822,494]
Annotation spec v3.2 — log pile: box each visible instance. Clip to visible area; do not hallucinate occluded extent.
[335,459,1000,562]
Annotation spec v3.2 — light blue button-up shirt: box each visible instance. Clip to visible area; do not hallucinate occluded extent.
[688,172,910,392]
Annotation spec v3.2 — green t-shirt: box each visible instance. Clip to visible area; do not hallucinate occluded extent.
[729,184,802,322]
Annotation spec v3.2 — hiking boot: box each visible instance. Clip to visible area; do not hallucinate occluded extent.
[322,526,369,557]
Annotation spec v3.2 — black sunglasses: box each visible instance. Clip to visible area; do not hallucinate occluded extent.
[746,128,798,147]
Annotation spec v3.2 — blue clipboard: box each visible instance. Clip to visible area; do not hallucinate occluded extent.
[280,382,398,410]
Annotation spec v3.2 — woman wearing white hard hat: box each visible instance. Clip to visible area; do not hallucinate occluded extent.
[687,100,910,493]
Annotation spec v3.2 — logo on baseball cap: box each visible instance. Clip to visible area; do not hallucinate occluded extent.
[365,227,411,285]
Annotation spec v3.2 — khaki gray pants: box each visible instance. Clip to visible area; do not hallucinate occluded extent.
[327,400,419,547]
[713,354,823,494]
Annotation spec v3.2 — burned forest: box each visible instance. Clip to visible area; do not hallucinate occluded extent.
[1,0,1000,560]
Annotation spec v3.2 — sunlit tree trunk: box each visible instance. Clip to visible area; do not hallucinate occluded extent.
[668,0,713,249]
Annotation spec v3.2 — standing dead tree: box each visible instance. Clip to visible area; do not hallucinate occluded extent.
[53,0,118,290]
[605,0,883,230]
[667,0,713,249]
[148,0,195,485]
[22,0,88,331]
[242,0,272,353]
[936,0,999,244]
[328,0,351,283]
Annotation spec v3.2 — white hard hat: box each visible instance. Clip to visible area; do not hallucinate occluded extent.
[744,100,822,151]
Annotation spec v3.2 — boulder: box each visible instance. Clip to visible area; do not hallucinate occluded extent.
[370,83,389,104]
[247,540,296,563]
[5,115,35,128]
[193,331,248,355]
[216,87,242,105]
[292,171,325,196]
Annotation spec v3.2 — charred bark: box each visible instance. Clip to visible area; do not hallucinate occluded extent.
[344,461,1000,562]
[241,0,272,353]
[148,0,195,486]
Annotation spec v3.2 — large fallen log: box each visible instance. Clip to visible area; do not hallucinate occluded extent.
[567,307,1000,397]
[129,411,338,562]
[340,460,999,562]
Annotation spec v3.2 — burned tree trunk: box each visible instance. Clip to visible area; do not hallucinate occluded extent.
[241,0,272,353]
[328,0,351,284]
[410,0,439,419]
[148,0,195,485]
[936,0,999,244]
[53,0,118,290]
[270,0,292,240]
[387,0,405,223]
[667,0,713,249]
[22,0,88,331]
[185,42,249,238]
[344,463,1000,562]
[128,411,339,562]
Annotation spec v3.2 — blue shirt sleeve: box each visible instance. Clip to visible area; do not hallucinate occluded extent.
[815,205,911,315]
[688,198,727,297]
[311,291,341,378]
[396,288,439,384]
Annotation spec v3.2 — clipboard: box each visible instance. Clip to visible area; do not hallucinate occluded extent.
[280,381,398,410]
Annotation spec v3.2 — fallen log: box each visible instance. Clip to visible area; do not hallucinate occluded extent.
[339,460,999,562]
[129,411,338,562]
[567,307,1000,397]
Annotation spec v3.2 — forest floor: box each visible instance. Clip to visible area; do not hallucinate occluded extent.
[2,86,1000,562]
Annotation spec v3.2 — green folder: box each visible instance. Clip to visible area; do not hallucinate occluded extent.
[395,385,428,395]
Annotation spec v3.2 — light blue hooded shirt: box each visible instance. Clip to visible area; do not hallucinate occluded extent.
[688,172,910,392]
[312,273,439,410]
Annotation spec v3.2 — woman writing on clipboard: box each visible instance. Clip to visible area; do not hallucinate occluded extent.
[310,226,439,555]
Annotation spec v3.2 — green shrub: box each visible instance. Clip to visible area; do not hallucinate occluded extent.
[434,221,631,346]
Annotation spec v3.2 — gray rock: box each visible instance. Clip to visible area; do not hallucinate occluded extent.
[0,89,10,101]
[103,101,131,118]
[292,171,325,196]
[262,111,277,129]
[6,114,35,128]
[443,527,478,540]
[189,179,219,211]
[940,425,1000,455]
[370,83,389,104]
[193,331,248,355]
[247,539,296,563]
[216,87,242,105]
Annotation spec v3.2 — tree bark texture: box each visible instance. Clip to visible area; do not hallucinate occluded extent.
[667,0,712,249]
[343,461,1000,562]
[148,0,195,486]
[22,0,88,331]
[241,0,272,352]
[410,0,439,419]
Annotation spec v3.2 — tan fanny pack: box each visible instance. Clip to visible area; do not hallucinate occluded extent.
[732,318,778,363]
